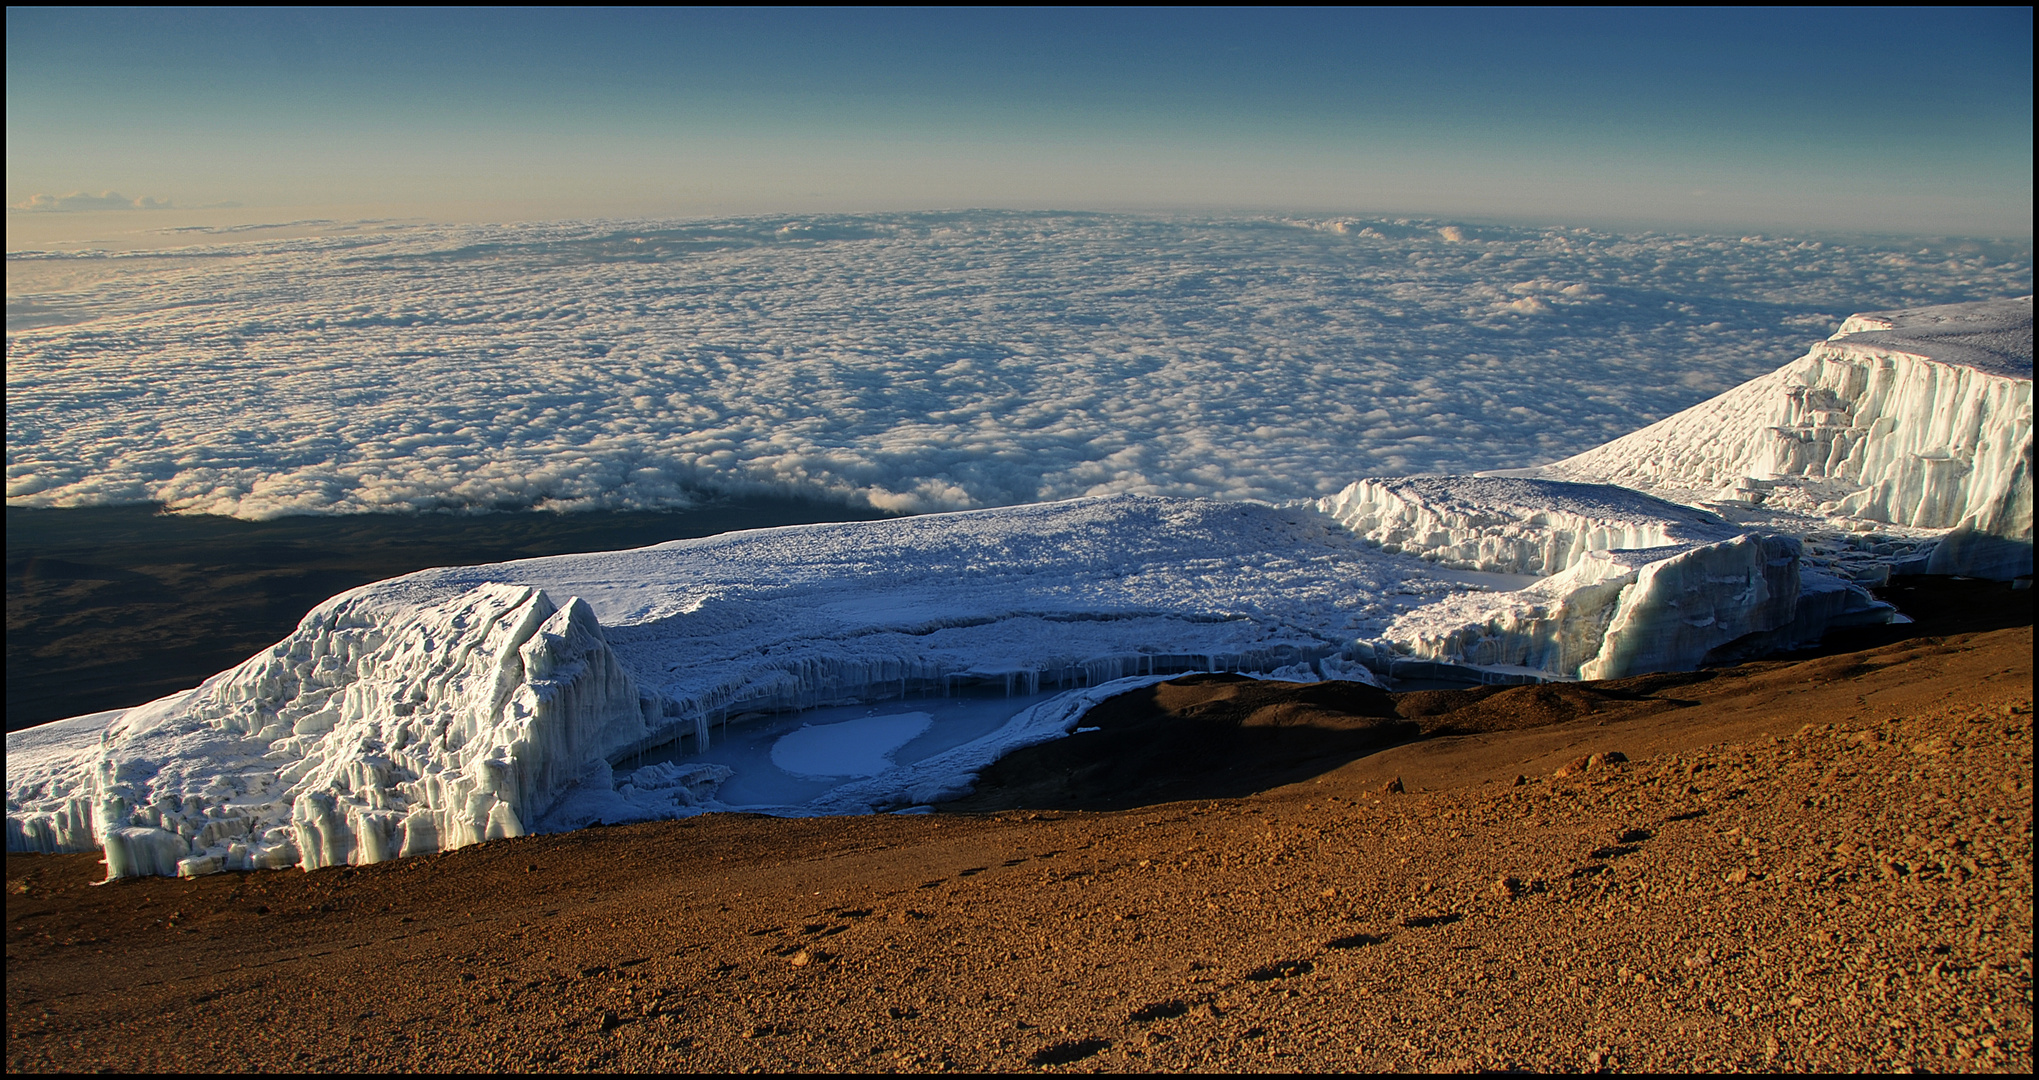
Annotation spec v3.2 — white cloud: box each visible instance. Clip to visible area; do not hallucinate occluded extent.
[10,190,172,212]
[4,213,2029,520]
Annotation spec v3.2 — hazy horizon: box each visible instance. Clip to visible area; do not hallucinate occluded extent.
[8,8,2033,243]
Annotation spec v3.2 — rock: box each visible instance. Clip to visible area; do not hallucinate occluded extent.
[1557,751,1629,777]
[1383,776,1405,794]
[789,949,813,967]
[1492,876,1522,898]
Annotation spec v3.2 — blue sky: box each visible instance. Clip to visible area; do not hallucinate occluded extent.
[6,7,2032,235]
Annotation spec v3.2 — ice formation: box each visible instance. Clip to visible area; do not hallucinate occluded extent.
[7,584,650,877]
[9,498,1446,875]
[7,298,2031,877]
[1317,477,1891,682]
[770,713,935,779]
[1540,296,2033,581]
[1318,476,1735,576]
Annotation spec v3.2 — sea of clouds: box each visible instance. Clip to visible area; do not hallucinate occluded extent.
[5,212,2030,519]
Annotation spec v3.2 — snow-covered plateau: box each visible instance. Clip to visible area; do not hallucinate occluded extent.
[7,297,2031,877]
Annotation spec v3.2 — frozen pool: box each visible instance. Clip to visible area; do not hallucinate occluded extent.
[632,690,1068,809]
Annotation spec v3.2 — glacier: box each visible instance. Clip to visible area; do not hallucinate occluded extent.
[1539,296,2033,581]
[6,297,2031,877]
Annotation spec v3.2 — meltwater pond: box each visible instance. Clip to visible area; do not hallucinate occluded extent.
[629,690,1068,809]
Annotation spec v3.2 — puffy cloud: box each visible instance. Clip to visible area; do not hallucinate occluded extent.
[10,190,171,212]
[4,212,2029,520]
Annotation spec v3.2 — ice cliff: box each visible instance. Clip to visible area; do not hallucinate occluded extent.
[7,584,649,877]
[1318,476,1733,576]
[1318,477,1888,682]
[1541,296,2033,580]
[8,298,2030,877]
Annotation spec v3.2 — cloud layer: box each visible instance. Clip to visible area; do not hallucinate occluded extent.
[5,212,2031,519]
[10,190,170,212]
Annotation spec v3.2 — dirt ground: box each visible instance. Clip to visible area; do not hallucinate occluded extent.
[6,597,2032,1072]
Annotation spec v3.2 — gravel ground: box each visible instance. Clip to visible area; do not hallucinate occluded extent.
[6,623,2031,1073]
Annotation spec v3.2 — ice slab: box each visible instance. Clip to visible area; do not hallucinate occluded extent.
[372,495,1447,736]
[622,690,1068,811]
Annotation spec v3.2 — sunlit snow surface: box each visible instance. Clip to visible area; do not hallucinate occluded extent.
[7,213,2030,518]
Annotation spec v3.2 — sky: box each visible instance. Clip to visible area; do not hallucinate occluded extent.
[5,8,2034,240]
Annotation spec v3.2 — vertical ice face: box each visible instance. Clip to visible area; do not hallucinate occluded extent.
[1316,476,1732,575]
[6,583,647,877]
[1575,534,1803,681]
[1545,297,2033,580]
[1370,533,1848,683]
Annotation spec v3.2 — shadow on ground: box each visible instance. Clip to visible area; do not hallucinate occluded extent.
[6,499,897,730]
[946,577,2032,813]
[944,671,1711,812]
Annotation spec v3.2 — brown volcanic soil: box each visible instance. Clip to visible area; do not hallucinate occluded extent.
[6,597,2034,1072]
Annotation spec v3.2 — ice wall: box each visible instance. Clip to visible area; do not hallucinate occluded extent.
[1363,532,1887,682]
[1544,297,2033,579]
[1317,476,1731,575]
[1313,476,1889,681]
[6,583,649,877]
